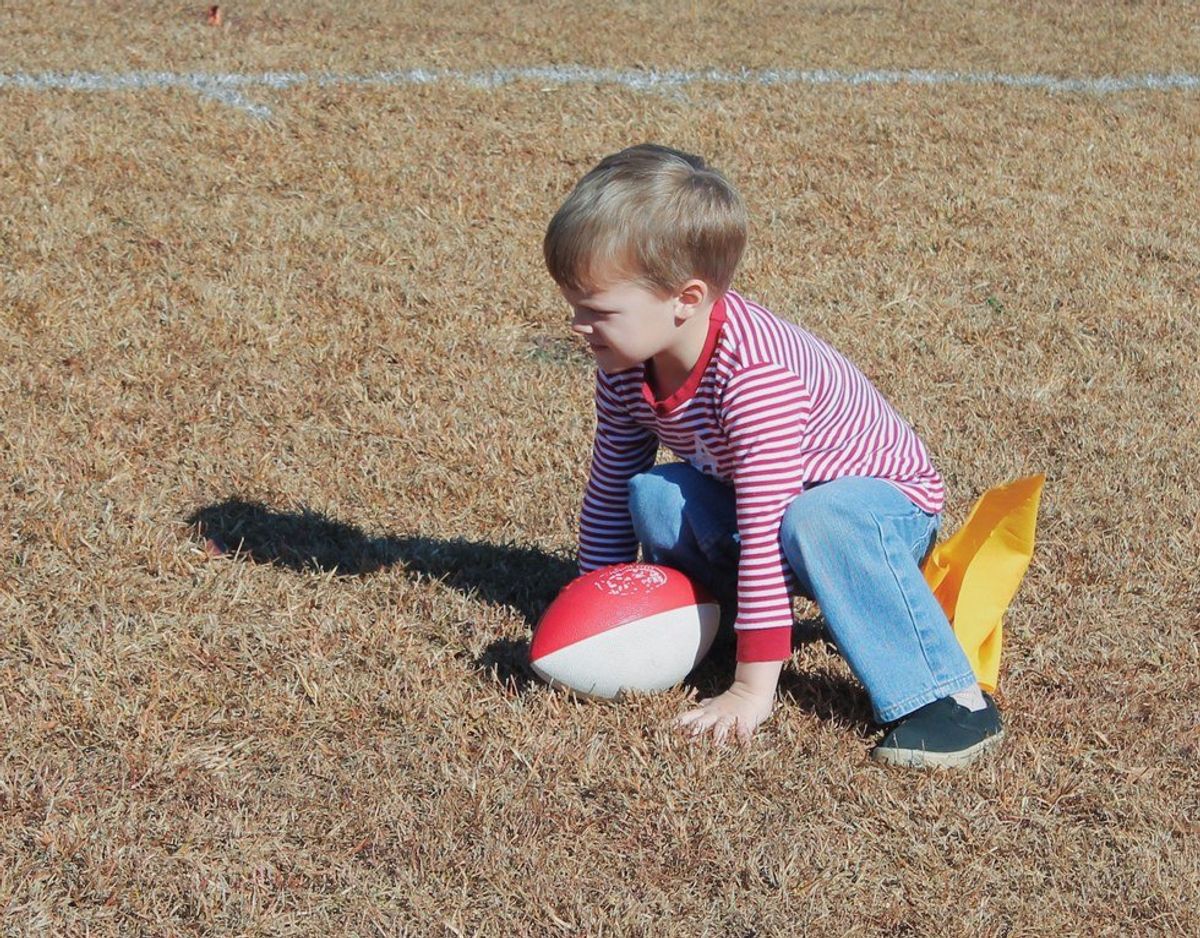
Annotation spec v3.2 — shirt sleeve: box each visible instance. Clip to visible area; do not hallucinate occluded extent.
[578,372,658,573]
[720,363,814,662]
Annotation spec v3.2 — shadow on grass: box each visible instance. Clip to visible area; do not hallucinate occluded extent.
[186,499,877,725]
[187,498,576,692]
[776,668,875,736]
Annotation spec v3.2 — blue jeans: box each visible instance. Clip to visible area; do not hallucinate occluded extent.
[627,464,978,723]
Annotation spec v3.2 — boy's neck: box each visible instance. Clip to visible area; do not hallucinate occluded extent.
[647,296,718,400]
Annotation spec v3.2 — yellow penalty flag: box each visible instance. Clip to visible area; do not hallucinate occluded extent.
[922,475,1045,693]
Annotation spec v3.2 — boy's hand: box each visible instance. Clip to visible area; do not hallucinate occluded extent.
[674,659,783,746]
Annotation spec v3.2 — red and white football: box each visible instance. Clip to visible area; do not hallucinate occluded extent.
[530,563,720,699]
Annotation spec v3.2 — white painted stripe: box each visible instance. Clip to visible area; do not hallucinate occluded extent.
[1,67,1198,117]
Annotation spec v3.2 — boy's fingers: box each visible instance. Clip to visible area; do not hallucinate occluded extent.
[713,714,738,747]
[675,701,763,747]
[698,712,730,738]
[673,699,717,727]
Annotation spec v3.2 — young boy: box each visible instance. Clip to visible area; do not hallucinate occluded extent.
[543,144,1003,768]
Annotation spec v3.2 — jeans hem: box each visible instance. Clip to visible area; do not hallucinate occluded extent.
[873,671,980,724]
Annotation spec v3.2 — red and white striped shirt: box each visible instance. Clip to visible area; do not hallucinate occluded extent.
[578,290,945,662]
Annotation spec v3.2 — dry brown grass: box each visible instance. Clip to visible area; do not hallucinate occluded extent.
[2,2,1199,935]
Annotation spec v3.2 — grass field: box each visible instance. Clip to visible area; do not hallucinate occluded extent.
[2,2,1199,934]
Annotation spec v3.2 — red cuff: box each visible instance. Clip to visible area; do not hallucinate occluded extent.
[735,626,793,662]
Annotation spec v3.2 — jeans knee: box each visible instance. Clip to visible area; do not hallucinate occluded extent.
[780,485,844,564]
[781,478,935,587]
[627,468,686,555]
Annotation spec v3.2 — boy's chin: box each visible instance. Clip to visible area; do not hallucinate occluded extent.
[589,345,644,373]
[595,356,641,375]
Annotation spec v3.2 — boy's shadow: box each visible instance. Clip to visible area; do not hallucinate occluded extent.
[186,498,575,691]
[186,498,876,729]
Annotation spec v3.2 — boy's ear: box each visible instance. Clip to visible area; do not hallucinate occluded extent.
[674,279,711,321]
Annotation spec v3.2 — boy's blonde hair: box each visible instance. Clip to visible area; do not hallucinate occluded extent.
[544,144,747,296]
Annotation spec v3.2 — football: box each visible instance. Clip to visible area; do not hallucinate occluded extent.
[530,563,721,699]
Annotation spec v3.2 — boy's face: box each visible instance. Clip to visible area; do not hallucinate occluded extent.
[560,275,687,375]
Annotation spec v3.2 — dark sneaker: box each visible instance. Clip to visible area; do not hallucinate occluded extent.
[871,693,1004,769]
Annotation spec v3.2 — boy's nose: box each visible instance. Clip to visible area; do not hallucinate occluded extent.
[570,310,593,334]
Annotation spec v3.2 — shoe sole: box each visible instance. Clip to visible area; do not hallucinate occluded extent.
[871,729,1005,770]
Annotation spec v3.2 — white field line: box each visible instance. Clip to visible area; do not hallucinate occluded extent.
[2,66,1199,117]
